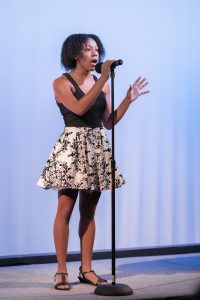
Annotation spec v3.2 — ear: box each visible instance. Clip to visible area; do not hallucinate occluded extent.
[74,54,79,60]
[74,52,83,61]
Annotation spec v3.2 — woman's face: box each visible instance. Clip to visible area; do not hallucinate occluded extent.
[76,38,99,71]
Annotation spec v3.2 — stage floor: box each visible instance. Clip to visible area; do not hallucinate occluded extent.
[0,253,200,299]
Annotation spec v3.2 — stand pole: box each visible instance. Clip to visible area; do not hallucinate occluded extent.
[111,67,116,285]
[94,68,133,296]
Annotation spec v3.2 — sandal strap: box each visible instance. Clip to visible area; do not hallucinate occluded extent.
[82,269,95,275]
[54,272,68,277]
[79,266,107,285]
[55,281,70,287]
[54,272,70,290]
[97,276,108,283]
[54,272,68,283]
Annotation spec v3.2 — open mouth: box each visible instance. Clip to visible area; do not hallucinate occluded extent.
[91,59,98,65]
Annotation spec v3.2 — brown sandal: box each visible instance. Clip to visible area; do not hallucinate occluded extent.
[54,272,71,290]
[78,266,108,286]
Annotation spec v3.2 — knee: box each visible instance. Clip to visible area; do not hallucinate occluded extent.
[80,208,95,221]
[56,191,77,222]
[79,190,101,221]
[57,204,72,221]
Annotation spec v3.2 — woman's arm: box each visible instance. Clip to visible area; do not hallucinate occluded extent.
[102,77,149,130]
[53,60,114,116]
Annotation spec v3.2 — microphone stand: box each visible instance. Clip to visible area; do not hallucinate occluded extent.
[94,67,133,296]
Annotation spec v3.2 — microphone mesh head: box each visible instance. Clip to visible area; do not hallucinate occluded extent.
[95,62,102,74]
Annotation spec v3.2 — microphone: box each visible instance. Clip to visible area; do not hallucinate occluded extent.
[95,59,123,74]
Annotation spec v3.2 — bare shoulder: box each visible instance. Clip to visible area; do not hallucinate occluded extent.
[53,75,74,93]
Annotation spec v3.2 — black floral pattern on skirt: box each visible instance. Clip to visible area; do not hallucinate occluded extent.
[37,127,125,191]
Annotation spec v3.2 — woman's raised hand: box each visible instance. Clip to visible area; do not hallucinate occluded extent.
[126,77,150,103]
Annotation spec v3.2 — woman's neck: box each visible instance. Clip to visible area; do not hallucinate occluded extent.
[70,66,91,84]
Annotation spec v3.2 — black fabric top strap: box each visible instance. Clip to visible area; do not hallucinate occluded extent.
[57,73,106,128]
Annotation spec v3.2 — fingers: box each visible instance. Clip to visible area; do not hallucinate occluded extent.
[132,77,148,87]
[103,59,115,68]
[100,59,115,80]
[132,77,149,91]
[139,81,149,89]
[101,59,115,72]
[140,90,150,95]
[128,76,150,101]
[138,77,146,87]
[133,76,142,86]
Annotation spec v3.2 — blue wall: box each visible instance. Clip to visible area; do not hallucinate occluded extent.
[0,0,200,256]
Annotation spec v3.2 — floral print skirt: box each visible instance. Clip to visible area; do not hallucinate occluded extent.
[37,127,125,191]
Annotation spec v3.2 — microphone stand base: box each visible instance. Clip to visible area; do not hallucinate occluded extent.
[94,283,133,296]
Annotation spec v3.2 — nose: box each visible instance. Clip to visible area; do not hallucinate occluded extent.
[92,49,98,57]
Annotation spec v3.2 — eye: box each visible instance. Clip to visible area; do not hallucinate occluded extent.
[85,47,92,52]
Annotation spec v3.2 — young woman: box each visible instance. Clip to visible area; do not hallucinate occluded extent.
[37,33,149,290]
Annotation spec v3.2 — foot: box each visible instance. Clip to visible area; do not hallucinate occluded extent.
[54,272,70,290]
[79,267,108,286]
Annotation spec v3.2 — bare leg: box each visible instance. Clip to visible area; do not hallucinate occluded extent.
[79,190,103,284]
[53,189,78,289]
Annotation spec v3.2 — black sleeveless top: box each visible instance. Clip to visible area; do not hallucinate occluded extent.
[56,73,106,128]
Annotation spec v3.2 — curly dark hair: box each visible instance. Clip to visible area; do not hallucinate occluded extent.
[61,33,105,71]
